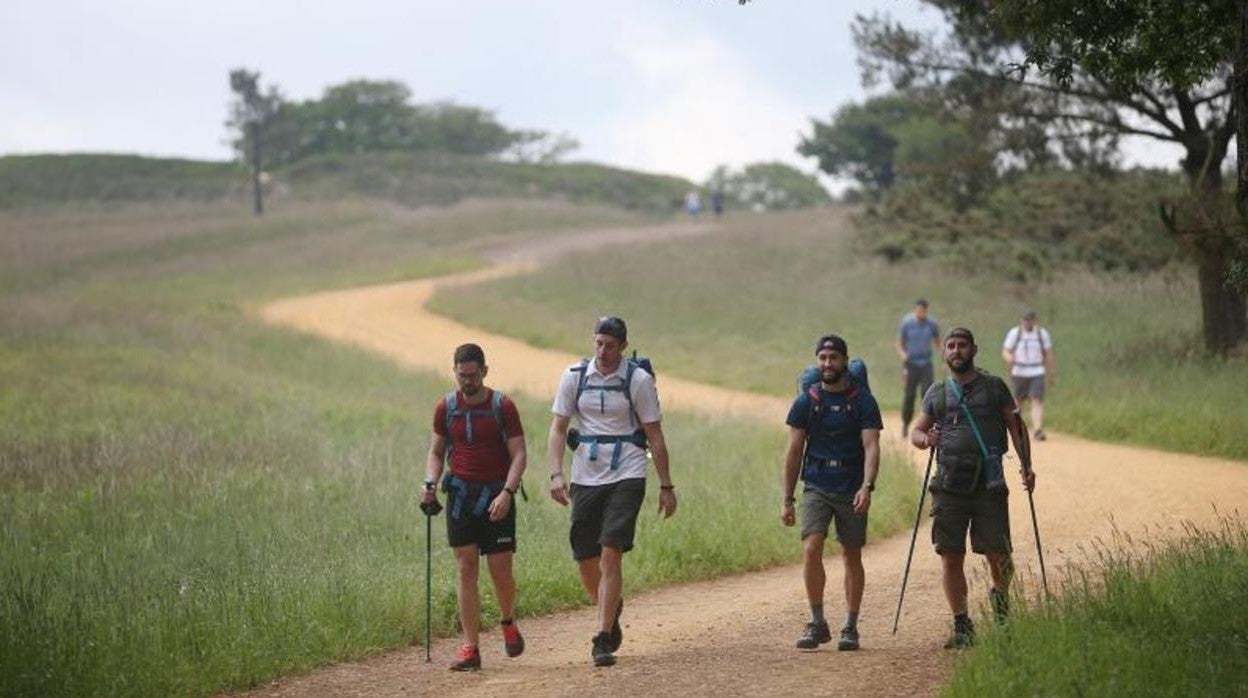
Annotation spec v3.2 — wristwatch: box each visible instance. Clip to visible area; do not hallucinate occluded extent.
[423,479,436,492]
[503,486,517,496]
[863,481,875,493]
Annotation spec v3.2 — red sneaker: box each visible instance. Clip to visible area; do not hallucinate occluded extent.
[449,643,481,671]
[502,621,525,658]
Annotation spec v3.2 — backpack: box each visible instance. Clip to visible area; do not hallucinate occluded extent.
[566,351,654,469]
[443,390,527,499]
[931,371,1009,492]
[796,358,871,432]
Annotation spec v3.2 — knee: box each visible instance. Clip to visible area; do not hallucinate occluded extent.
[599,546,623,573]
[802,537,825,561]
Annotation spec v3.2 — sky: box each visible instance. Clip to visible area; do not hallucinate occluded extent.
[1,0,1185,185]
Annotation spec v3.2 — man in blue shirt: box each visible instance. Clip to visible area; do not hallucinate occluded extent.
[782,334,883,652]
[896,298,941,436]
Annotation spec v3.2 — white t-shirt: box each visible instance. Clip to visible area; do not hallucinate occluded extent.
[1003,326,1053,378]
[552,359,662,485]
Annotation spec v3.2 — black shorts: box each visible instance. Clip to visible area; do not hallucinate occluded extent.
[931,491,1012,555]
[445,481,516,556]
[569,478,647,561]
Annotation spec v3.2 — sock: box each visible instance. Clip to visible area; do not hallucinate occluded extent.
[501,618,514,626]
[954,612,970,626]
[845,611,859,630]
[810,604,826,624]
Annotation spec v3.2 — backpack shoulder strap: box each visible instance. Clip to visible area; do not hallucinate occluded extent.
[572,358,591,406]
[444,391,459,431]
[804,384,822,432]
[934,381,948,425]
[491,390,508,440]
[1011,325,1025,352]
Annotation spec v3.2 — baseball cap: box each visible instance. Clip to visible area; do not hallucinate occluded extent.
[945,326,976,345]
[594,315,628,341]
[814,334,848,355]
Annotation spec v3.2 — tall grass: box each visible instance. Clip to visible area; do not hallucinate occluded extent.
[0,199,915,696]
[430,208,1248,460]
[945,519,1248,697]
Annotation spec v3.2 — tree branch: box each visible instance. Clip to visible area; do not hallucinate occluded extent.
[1015,108,1180,142]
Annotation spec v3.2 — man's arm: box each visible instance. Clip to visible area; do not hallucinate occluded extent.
[1002,329,1016,368]
[781,427,805,526]
[488,434,528,521]
[1003,399,1035,491]
[1043,333,1057,388]
[423,433,447,505]
[909,411,939,450]
[547,414,571,505]
[643,420,677,519]
[854,429,880,514]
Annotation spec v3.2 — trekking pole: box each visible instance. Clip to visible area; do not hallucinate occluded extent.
[1024,472,1049,598]
[419,498,443,662]
[892,447,935,635]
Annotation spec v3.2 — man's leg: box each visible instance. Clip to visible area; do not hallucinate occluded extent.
[901,363,919,434]
[803,533,827,610]
[842,545,864,615]
[454,545,482,646]
[486,551,517,620]
[940,552,969,616]
[597,545,623,635]
[577,556,601,604]
[1032,397,1045,434]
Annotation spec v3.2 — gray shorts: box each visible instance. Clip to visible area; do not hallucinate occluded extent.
[1012,374,1046,400]
[801,489,867,548]
[931,491,1012,555]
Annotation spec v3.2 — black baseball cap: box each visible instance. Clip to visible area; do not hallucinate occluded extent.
[814,334,848,355]
[944,326,976,345]
[594,315,628,341]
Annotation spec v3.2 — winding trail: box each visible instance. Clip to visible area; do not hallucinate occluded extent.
[253,219,1248,697]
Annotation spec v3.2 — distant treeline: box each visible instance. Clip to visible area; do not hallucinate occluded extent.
[0,152,692,212]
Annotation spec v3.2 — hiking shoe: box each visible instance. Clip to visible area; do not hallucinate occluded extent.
[1034,428,1047,441]
[449,643,481,671]
[502,621,525,658]
[837,625,860,651]
[796,621,832,649]
[608,598,624,652]
[989,588,1010,625]
[591,631,616,667]
[943,617,975,650]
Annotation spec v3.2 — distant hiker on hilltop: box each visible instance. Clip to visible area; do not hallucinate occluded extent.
[782,334,882,652]
[422,343,528,671]
[547,316,677,667]
[1002,310,1056,441]
[896,298,941,437]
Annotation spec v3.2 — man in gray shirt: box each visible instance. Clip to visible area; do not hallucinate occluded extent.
[895,299,941,436]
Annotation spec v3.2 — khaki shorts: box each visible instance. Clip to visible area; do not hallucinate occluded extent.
[931,491,1012,555]
[801,489,867,548]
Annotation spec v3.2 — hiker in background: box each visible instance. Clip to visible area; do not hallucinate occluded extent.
[422,343,528,671]
[711,188,725,219]
[1002,310,1056,441]
[685,188,702,219]
[896,298,941,436]
[909,327,1036,649]
[548,316,677,667]
[782,334,882,652]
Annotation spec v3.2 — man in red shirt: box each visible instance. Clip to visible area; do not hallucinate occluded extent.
[422,343,528,671]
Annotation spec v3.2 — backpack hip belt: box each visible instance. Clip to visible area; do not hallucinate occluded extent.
[575,431,648,470]
[441,473,503,520]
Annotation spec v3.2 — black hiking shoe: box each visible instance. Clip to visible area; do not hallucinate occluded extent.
[608,598,624,652]
[591,631,616,667]
[943,617,975,650]
[1034,428,1047,441]
[837,625,860,651]
[989,588,1010,625]
[796,621,832,649]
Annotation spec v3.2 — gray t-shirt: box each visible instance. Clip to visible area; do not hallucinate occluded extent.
[898,313,940,366]
[921,372,1014,459]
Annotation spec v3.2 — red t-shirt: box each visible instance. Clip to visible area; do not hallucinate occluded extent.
[433,389,524,482]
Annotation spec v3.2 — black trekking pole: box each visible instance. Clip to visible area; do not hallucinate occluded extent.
[893,447,936,635]
[1024,471,1049,598]
[419,497,442,662]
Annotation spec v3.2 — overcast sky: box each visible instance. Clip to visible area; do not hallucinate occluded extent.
[2,1,1184,183]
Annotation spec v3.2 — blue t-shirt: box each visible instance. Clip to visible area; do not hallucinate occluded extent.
[786,386,884,494]
[898,313,940,366]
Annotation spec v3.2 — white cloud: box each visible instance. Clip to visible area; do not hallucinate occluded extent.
[603,22,815,183]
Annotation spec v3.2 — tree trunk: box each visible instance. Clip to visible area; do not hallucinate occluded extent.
[1182,153,1247,353]
[250,122,264,217]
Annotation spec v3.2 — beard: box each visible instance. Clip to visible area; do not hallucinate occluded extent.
[821,368,844,386]
[946,356,973,374]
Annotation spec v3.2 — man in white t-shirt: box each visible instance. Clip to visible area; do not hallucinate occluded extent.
[548,316,677,667]
[1001,310,1056,441]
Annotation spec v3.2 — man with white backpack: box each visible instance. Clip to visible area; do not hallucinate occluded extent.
[1001,310,1056,441]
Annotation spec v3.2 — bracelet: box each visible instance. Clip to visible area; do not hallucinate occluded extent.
[550,472,563,480]
[659,484,675,491]
[503,486,516,496]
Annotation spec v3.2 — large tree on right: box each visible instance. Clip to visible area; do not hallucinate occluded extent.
[856,0,1245,353]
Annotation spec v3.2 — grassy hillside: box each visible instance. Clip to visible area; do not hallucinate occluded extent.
[0,152,692,212]
[0,199,916,696]
[430,207,1248,460]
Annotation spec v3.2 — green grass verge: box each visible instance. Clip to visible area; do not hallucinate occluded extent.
[945,520,1248,697]
[429,208,1248,460]
[0,199,915,696]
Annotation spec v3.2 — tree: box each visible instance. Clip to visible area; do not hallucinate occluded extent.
[855,1,1245,353]
[707,162,831,211]
[798,95,920,192]
[227,69,284,216]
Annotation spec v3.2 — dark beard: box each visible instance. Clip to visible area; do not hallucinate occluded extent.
[821,369,844,387]
[946,357,974,375]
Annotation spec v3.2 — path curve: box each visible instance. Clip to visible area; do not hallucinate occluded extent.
[252,219,1248,697]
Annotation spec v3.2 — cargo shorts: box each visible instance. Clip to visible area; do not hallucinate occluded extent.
[801,488,867,548]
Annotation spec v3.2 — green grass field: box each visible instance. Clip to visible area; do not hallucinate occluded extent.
[945,520,1248,696]
[430,208,1248,460]
[0,198,915,696]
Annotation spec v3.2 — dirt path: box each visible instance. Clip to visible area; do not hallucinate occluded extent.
[253,220,1248,697]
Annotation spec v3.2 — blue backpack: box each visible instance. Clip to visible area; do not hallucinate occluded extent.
[796,358,871,431]
[442,390,527,501]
